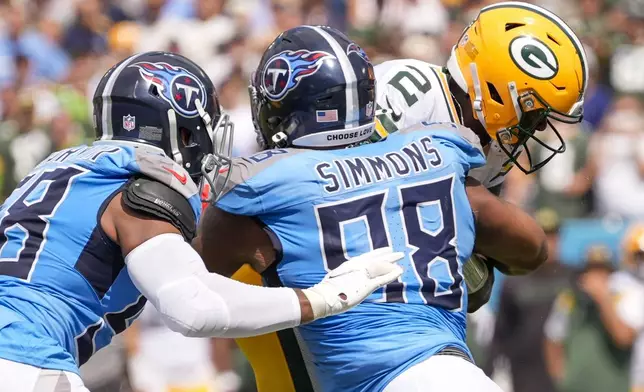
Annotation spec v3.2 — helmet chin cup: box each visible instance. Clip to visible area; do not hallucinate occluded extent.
[201,112,234,204]
[271,132,288,148]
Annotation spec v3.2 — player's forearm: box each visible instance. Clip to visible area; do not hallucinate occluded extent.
[593,294,637,348]
[467,179,547,273]
[296,289,315,323]
[476,201,546,272]
[544,339,565,382]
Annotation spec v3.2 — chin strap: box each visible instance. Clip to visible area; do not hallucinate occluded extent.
[507,82,522,121]
[167,109,183,166]
[446,46,487,130]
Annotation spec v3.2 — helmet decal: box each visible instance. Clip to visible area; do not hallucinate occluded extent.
[261,49,335,101]
[122,114,136,131]
[130,62,207,118]
[509,36,559,80]
[346,43,370,62]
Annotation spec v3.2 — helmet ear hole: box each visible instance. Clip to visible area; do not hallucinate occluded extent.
[487,82,504,105]
[149,84,160,97]
[547,34,561,46]
[316,95,333,105]
[180,127,192,147]
[505,23,525,31]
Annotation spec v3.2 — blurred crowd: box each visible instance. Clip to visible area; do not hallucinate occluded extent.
[3,0,644,391]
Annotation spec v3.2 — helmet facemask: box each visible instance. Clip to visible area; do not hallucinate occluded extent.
[248,73,269,149]
[194,98,234,204]
[495,85,584,174]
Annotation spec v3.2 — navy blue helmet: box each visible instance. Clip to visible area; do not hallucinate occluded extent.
[93,51,233,199]
[249,26,376,149]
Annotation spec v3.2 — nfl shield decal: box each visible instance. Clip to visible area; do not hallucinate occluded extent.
[366,101,374,117]
[123,114,136,131]
[130,62,207,118]
[261,49,335,101]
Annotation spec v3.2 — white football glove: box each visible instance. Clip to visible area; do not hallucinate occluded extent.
[302,247,404,320]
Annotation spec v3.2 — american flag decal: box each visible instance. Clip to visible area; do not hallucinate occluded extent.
[316,109,338,123]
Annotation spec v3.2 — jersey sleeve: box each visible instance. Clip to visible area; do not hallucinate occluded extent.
[610,272,644,331]
[421,123,486,174]
[215,148,313,217]
[216,148,322,217]
[214,157,265,216]
[615,291,644,331]
[376,81,425,134]
[375,60,460,136]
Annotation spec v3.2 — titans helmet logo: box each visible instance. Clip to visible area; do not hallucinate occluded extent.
[130,62,207,118]
[261,49,335,101]
[346,43,370,63]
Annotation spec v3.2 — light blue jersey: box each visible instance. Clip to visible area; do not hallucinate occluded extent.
[0,142,201,374]
[216,122,486,392]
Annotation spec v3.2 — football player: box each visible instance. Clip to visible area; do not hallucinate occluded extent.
[374,1,587,309]
[0,51,404,391]
[196,26,547,392]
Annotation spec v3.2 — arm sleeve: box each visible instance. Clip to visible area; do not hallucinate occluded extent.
[125,233,301,338]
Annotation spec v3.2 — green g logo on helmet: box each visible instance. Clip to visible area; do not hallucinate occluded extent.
[509,36,559,80]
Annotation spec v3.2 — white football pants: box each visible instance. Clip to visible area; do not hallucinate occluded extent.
[0,358,90,392]
[383,355,504,392]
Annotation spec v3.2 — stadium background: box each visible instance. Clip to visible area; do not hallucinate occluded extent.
[1,0,643,391]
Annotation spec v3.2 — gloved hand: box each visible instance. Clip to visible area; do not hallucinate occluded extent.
[302,247,404,320]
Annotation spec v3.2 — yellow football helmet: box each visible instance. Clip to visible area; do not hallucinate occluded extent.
[446,1,588,173]
[622,225,644,278]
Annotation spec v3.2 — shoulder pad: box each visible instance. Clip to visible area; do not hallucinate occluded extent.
[122,177,197,240]
[131,146,200,199]
[452,123,483,153]
[216,149,303,198]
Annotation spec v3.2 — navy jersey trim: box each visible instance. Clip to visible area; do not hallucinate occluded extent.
[95,182,125,251]
[262,265,314,392]
[74,184,125,299]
